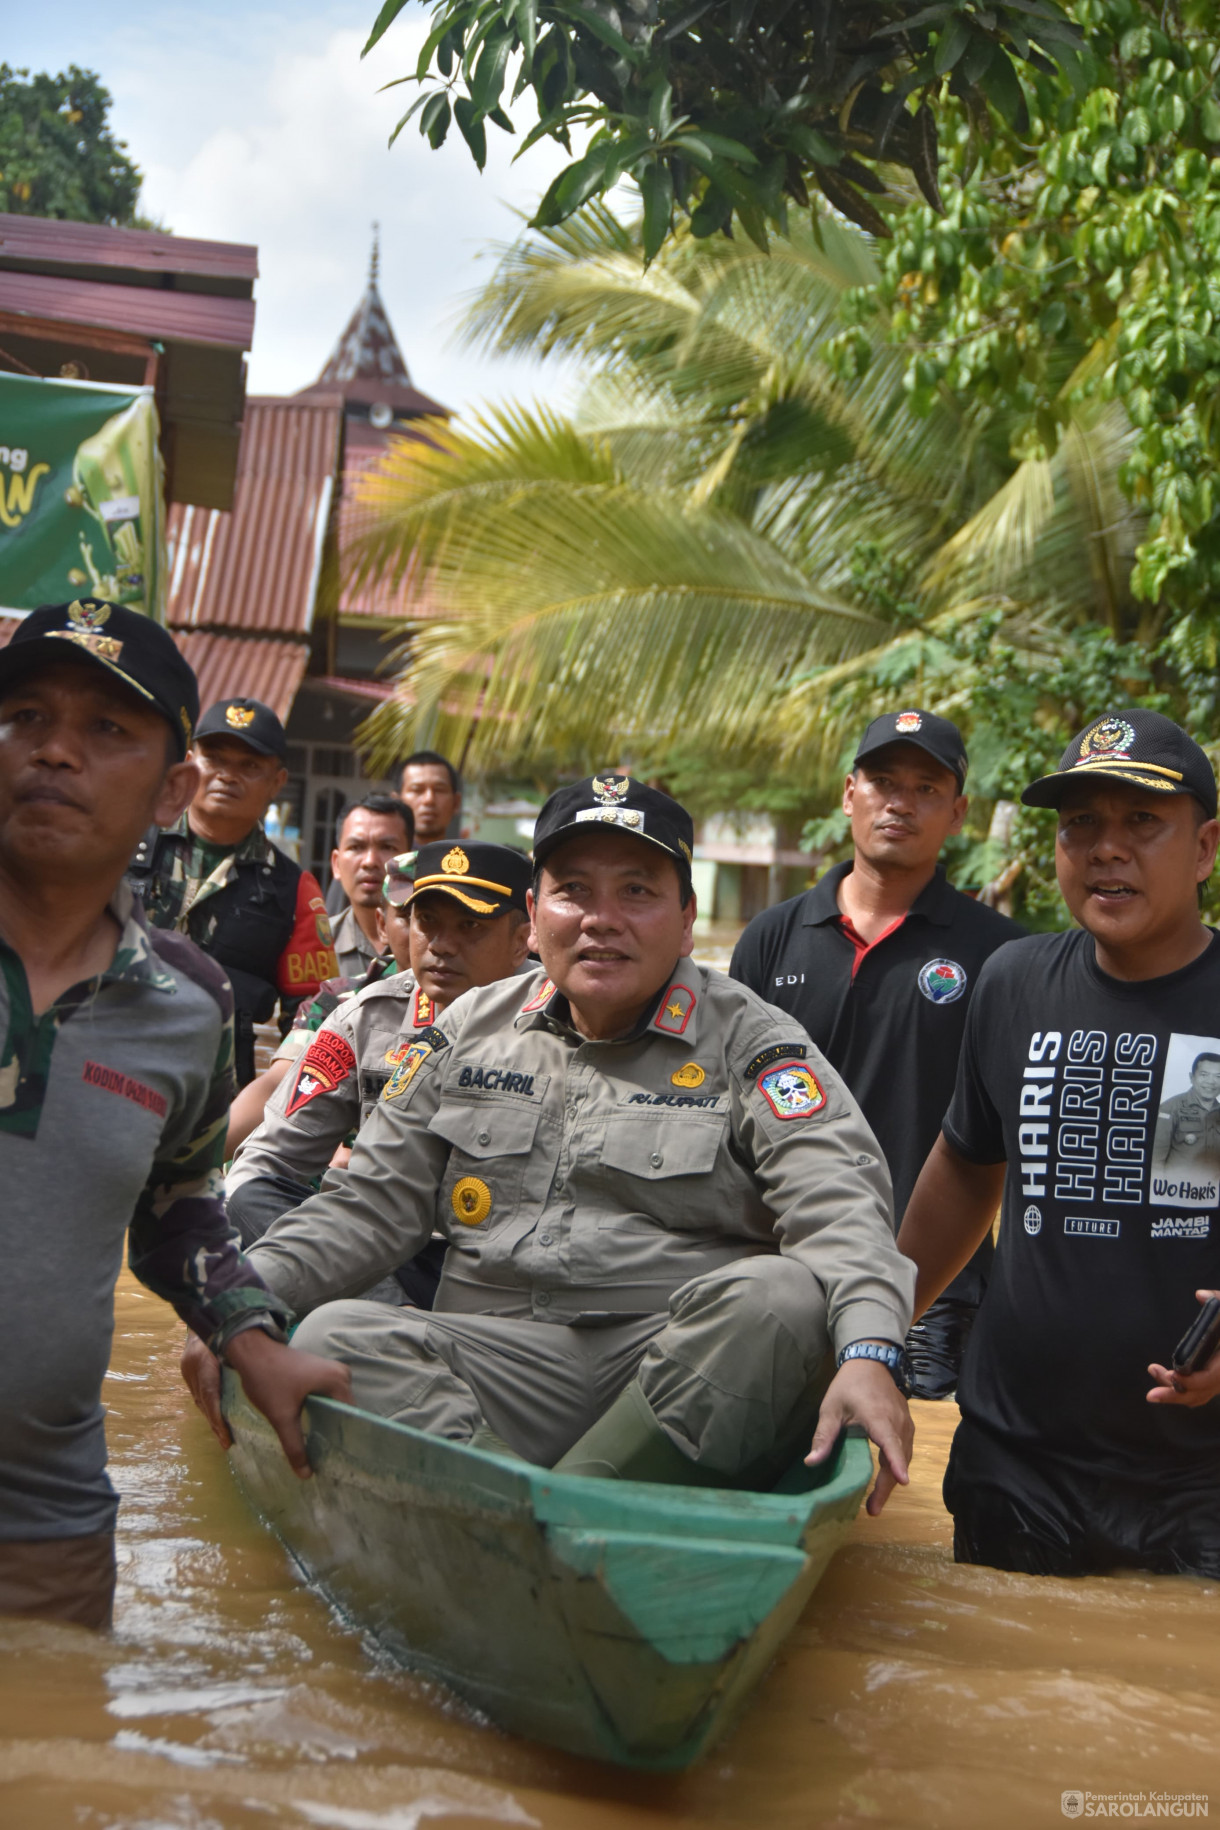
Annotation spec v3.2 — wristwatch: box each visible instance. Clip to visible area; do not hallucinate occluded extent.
[837,1339,913,1398]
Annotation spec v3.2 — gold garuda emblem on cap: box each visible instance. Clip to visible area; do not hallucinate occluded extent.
[53,598,122,661]
[68,599,110,631]
[1078,716,1135,759]
[592,773,630,804]
[225,705,256,730]
[441,846,470,875]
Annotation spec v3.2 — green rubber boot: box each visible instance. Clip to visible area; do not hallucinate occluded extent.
[553,1381,726,1487]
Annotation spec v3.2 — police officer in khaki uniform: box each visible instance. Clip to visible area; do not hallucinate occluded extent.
[187,777,916,1504]
[226,842,532,1307]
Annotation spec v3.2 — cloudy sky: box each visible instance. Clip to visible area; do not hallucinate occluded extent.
[11,0,579,414]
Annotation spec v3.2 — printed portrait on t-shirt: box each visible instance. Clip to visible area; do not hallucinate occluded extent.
[1151,1033,1220,1201]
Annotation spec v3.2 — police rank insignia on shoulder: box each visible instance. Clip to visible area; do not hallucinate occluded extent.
[744,1042,807,1080]
[521,978,556,1014]
[381,1026,449,1101]
[757,1061,826,1120]
[653,983,695,1035]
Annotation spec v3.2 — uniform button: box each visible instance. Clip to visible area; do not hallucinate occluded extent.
[536,1291,551,1306]
[478,1130,490,1146]
[650,1151,663,1168]
[856,1154,871,1166]
[540,1234,553,1246]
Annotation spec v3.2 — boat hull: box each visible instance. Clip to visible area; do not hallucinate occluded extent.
[223,1377,871,1769]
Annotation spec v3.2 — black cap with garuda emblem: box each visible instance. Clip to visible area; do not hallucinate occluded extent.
[1021,708,1218,820]
[397,840,531,918]
[531,772,695,882]
[195,697,287,759]
[0,598,199,758]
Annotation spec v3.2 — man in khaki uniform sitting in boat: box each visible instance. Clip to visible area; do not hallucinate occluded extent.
[186,776,916,1505]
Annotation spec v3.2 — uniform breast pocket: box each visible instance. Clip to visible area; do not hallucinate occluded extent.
[599,1111,728,1228]
[428,1096,543,1234]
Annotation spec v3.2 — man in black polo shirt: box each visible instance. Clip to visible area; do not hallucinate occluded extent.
[730,710,1024,1396]
[898,710,1220,1576]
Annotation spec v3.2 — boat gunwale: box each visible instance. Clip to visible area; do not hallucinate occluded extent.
[254,1386,874,1549]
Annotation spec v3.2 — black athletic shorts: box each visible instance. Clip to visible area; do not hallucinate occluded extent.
[944,1416,1220,1579]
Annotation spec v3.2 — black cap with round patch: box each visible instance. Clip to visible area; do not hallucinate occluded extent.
[400,840,531,917]
[1021,708,1217,819]
[195,697,287,759]
[853,709,968,790]
[0,598,199,758]
[532,773,695,879]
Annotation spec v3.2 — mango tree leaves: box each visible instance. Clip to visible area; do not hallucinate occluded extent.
[874,0,1220,626]
[367,0,1084,255]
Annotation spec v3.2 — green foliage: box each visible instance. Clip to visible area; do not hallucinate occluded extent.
[0,66,146,226]
[873,0,1220,619]
[367,0,1083,255]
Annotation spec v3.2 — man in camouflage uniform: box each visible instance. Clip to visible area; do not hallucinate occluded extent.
[188,777,915,1506]
[128,697,337,1085]
[0,601,347,1630]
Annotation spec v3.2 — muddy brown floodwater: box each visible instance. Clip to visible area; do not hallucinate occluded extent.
[2,1272,1217,1830]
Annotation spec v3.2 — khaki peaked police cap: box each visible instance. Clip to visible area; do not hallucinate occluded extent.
[1021,708,1217,820]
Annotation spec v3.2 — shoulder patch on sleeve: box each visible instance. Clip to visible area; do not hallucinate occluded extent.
[417,1025,450,1053]
[745,1041,807,1081]
[284,1031,357,1116]
[757,1060,826,1120]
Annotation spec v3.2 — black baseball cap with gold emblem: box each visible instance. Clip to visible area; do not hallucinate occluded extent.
[1021,708,1218,819]
[0,598,200,758]
[195,696,287,759]
[398,840,531,918]
[531,772,695,880]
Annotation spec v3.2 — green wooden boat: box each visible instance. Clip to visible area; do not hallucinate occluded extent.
[222,1373,872,1770]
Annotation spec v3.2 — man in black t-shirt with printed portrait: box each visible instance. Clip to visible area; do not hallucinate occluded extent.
[899,709,1220,1577]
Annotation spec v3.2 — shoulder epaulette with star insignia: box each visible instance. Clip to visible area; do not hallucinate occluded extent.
[653,982,695,1035]
[521,978,555,1013]
[411,986,434,1028]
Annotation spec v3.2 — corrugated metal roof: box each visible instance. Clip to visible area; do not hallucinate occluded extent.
[173,631,311,721]
[0,211,257,286]
[334,446,443,622]
[0,268,255,351]
[167,399,343,636]
[0,614,308,724]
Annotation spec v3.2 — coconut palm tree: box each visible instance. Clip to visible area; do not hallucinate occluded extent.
[347,203,1145,800]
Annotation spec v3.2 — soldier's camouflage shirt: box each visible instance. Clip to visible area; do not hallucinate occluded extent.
[134,814,337,1007]
[0,885,288,1542]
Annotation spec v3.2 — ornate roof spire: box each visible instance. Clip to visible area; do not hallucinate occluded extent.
[314,227,411,388]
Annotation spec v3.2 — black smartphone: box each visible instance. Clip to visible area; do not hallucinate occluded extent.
[1171,1296,1220,1375]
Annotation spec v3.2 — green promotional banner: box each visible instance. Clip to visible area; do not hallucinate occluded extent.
[0,372,166,621]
